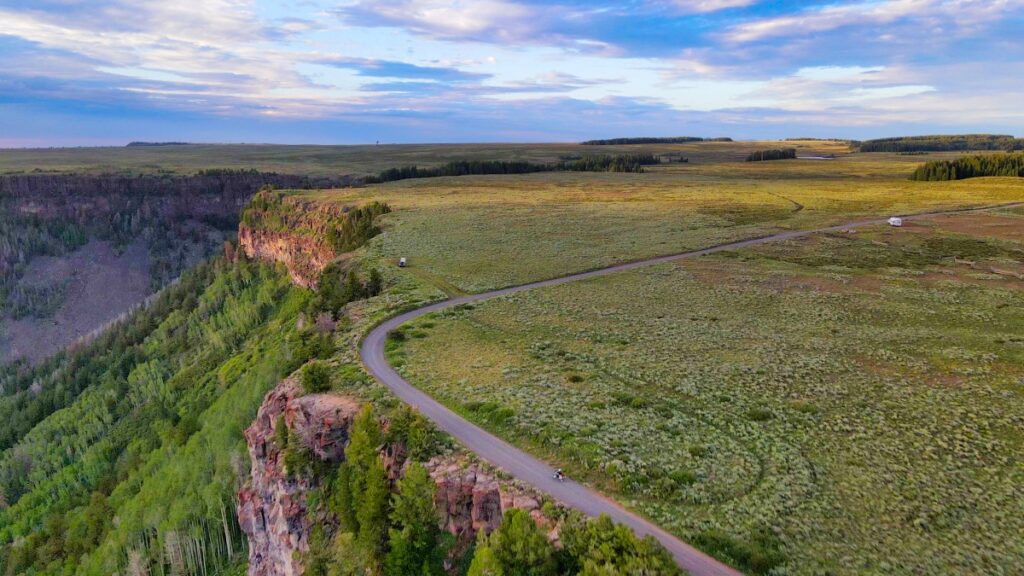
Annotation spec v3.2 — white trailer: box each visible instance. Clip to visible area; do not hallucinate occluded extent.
[888,217,903,227]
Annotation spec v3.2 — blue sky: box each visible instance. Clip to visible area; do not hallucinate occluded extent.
[0,0,1022,146]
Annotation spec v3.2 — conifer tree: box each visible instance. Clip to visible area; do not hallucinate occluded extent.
[385,462,445,576]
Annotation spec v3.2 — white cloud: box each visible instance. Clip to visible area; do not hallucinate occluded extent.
[338,0,550,43]
[725,0,1023,43]
[667,0,759,13]
[795,66,886,82]
[842,84,936,100]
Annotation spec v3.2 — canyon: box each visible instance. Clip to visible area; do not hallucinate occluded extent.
[0,171,350,363]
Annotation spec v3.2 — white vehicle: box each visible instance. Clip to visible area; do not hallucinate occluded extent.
[887,217,903,227]
[398,257,407,268]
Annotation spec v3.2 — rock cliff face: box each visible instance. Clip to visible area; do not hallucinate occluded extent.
[0,171,349,226]
[237,377,361,576]
[238,379,551,576]
[237,193,369,288]
[237,191,391,289]
[426,456,546,545]
[237,225,337,289]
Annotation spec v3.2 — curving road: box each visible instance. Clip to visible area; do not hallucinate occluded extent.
[360,202,1022,576]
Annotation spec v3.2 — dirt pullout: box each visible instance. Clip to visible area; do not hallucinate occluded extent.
[1,239,152,364]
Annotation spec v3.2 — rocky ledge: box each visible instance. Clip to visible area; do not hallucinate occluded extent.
[238,378,554,576]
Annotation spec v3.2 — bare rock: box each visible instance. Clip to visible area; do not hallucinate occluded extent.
[237,378,359,576]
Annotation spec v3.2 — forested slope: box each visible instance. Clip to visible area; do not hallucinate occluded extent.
[0,256,313,575]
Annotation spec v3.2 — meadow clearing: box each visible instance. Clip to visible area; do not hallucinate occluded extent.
[386,207,1024,574]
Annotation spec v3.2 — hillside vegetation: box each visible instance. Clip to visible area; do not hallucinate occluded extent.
[910,152,1024,181]
[860,134,1024,153]
[581,137,732,145]
[2,140,1023,576]
[393,212,1024,574]
[0,257,307,575]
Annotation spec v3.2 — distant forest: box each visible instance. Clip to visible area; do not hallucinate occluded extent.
[125,142,192,147]
[859,134,1024,153]
[581,137,733,145]
[910,152,1024,181]
[364,154,661,184]
[746,148,797,162]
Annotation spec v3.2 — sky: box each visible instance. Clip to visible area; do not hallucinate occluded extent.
[1,0,1023,146]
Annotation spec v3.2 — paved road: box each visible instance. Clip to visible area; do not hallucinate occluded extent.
[360,202,1022,576]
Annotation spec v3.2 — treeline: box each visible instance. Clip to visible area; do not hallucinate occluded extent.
[560,153,660,173]
[126,141,192,147]
[746,149,797,162]
[300,405,682,576]
[365,155,662,184]
[581,137,732,145]
[910,152,1024,181]
[859,134,1024,153]
[364,161,551,184]
[308,262,383,319]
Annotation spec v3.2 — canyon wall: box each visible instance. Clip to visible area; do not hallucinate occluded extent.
[238,378,550,576]
[236,197,346,288]
[0,171,351,364]
[0,171,351,227]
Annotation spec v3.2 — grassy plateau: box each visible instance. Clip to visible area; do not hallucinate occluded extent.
[388,210,1024,574]
[317,146,1024,574]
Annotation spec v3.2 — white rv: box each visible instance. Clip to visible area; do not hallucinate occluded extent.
[888,217,903,227]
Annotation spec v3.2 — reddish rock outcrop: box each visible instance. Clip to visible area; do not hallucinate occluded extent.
[238,379,555,576]
[426,455,548,546]
[237,378,361,576]
[236,195,359,288]
[237,227,338,289]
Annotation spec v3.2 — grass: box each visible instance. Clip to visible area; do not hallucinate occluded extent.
[388,212,1024,575]
[293,148,1024,292]
[0,140,851,175]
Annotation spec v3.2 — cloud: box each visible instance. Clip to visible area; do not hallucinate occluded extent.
[665,0,759,13]
[316,57,490,82]
[333,0,623,53]
[725,0,1023,43]
[336,0,549,43]
[1,0,1023,143]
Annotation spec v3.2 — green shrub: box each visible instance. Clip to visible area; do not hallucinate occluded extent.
[301,361,332,394]
[746,407,774,422]
[693,528,785,575]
